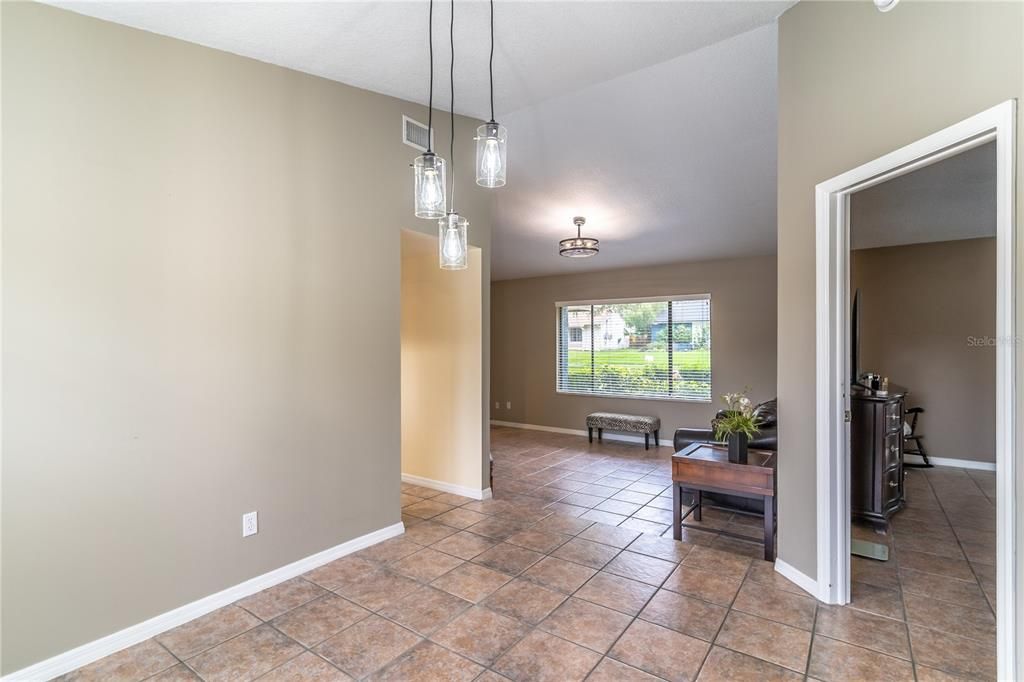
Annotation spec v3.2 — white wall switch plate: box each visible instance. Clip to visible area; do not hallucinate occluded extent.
[506,401,512,409]
[242,511,258,537]
[495,401,500,409]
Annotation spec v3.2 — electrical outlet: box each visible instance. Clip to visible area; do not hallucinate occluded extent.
[506,401,512,409]
[495,401,500,409]
[242,511,258,537]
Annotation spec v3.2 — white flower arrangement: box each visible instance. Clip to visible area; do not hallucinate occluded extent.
[714,390,761,442]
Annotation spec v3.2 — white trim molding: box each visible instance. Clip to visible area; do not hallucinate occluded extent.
[813,100,1016,679]
[2,522,406,681]
[401,473,491,500]
[554,293,710,307]
[490,420,673,448]
[774,558,819,598]
[903,455,996,472]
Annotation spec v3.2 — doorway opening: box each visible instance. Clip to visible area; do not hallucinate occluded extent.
[814,101,1016,679]
[848,138,997,661]
[400,229,486,500]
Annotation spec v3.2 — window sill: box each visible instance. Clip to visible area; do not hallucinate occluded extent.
[555,389,711,404]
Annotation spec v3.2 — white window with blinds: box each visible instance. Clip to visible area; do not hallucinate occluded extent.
[556,295,711,402]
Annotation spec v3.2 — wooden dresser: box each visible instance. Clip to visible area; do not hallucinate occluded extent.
[851,385,907,526]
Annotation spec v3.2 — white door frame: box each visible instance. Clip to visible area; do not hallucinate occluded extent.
[814,100,1017,678]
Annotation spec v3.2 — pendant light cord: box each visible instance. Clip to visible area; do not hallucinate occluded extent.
[427,0,434,152]
[488,0,495,123]
[449,0,456,211]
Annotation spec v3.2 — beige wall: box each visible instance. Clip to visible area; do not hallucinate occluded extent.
[401,231,483,491]
[851,238,996,463]
[491,255,777,437]
[0,3,493,672]
[777,1,1023,578]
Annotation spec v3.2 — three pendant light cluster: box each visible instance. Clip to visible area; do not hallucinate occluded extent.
[412,0,507,270]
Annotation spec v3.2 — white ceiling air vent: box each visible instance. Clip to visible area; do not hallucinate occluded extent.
[402,115,433,152]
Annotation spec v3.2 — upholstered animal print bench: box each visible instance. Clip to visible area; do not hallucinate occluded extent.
[586,412,661,450]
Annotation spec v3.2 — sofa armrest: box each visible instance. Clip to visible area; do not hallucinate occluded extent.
[749,428,778,451]
[673,427,715,453]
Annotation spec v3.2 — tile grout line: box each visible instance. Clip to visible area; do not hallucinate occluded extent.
[427,499,703,678]
[575,540,674,680]
[488,440,777,678]
[689,546,765,679]
[138,639,185,681]
[204,585,353,680]
[898,471,937,677]
[902,467,995,677]
[487,437,689,677]
[91,432,897,681]
[329,512,610,679]
[804,599,820,679]
[924,468,997,619]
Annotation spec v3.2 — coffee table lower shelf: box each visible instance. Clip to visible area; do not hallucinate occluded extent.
[672,483,776,561]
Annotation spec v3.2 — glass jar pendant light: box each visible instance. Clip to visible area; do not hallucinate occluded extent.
[439,0,468,270]
[559,216,600,258]
[413,0,447,219]
[439,212,468,269]
[475,0,507,188]
[413,153,446,218]
[476,122,507,188]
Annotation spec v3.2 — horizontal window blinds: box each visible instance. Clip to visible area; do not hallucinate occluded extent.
[556,296,711,402]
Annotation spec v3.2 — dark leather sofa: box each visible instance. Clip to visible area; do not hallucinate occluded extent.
[672,398,777,514]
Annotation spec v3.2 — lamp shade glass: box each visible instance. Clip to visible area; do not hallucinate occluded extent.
[475,123,507,188]
[413,153,447,218]
[558,236,599,258]
[439,213,469,270]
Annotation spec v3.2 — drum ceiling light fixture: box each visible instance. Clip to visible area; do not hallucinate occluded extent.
[559,216,600,258]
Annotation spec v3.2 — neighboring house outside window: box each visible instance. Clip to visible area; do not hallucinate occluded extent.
[556,295,711,402]
[566,309,630,351]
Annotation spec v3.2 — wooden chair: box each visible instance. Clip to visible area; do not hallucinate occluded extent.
[903,406,933,468]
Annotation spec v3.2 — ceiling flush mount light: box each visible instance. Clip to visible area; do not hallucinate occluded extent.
[559,216,599,258]
[475,0,507,188]
[440,0,468,270]
[874,0,899,12]
[412,0,447,219]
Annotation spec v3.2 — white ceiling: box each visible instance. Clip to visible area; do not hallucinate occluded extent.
[851,141,996,250]
[493,22,779,279]
[49,0,792,280]
[49,1,791,120]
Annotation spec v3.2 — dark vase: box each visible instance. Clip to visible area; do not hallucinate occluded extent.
[728,432,749,464]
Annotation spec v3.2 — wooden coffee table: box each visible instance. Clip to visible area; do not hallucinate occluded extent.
[671,443,777,561]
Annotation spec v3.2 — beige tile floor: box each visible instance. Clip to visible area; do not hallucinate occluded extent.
[59,426,997,681]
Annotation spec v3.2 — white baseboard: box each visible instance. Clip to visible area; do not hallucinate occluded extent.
[3,522,405,682]
[489,420,672,448]
[904,454,996,471]
[774,558,820,599]
[401,473,491,500]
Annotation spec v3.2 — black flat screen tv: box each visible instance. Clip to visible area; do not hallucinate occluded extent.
[851,288,862,386]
